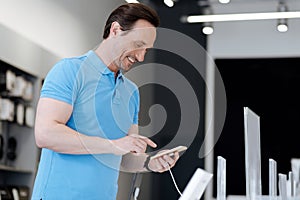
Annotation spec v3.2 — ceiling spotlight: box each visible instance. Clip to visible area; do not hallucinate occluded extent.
[164,0,175,7]
[219,0,230,4]
[277,1,288,32]
[125,0,139,3]
[277,18,288,32]
[202,5,214,35]
[201,6,214,35]
[202,22,214,35]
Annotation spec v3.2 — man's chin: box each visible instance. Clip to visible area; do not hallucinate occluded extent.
[121,65,132,72]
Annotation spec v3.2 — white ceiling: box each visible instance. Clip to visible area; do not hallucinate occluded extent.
[0,0,299,58]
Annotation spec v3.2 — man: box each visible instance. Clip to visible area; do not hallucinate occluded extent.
[31,3,180,200]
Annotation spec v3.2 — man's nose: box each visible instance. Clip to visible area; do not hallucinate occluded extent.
[135,49,146,62]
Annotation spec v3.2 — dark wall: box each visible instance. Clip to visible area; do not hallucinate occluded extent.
[138,1,208,199]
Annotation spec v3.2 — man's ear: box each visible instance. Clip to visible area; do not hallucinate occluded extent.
[109,21,123,37]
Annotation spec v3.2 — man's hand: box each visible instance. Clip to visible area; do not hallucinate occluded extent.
[111,134,157,155]
[147,150,180,173]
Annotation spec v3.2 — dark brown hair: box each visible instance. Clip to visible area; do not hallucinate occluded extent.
[103,3,160,39]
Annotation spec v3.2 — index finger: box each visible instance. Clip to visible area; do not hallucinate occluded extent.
[142,137,157,148]
[130,134,157,148]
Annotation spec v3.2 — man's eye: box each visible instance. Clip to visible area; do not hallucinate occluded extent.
[135,43,144,48]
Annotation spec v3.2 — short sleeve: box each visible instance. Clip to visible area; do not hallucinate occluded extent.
[41,59,78,105]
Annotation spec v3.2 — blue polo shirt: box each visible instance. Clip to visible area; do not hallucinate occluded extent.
[31,50,140,200]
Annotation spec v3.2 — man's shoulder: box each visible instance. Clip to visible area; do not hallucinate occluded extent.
[52,53,89,73]
[60,53,88,67]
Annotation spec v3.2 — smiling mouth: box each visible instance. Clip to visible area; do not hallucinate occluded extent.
[127,56,136,64]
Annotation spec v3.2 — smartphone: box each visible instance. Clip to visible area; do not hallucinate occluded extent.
[150,145,187,160]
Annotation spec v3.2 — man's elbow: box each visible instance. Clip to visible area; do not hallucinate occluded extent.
[35,126,49,148]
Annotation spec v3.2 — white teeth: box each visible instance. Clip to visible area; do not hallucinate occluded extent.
[127,56,135,63]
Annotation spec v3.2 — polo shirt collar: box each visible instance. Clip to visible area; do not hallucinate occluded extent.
[116,70,125,82]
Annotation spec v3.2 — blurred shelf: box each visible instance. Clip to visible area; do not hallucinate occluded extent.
[0,164,33,174]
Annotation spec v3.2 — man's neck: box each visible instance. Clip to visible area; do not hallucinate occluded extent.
[94,41,119,75]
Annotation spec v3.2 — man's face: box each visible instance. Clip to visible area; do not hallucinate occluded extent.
[113,19,156,72]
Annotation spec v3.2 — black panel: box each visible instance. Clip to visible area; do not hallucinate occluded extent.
[213,58,300,197]
[129,1,208,199]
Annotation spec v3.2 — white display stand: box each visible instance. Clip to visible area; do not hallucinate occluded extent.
[213,107,300,200]
[244,107,262,200]
[179,168,213,200]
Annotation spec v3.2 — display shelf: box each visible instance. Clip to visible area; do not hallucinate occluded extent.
[0,164,33,174]
[0,58,40,199]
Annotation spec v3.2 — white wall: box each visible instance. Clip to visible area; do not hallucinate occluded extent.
[0,24,60,78]
[0,0,124,77]
[205,1,300,199]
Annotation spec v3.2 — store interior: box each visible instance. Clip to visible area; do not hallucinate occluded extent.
[0,0,300,200]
